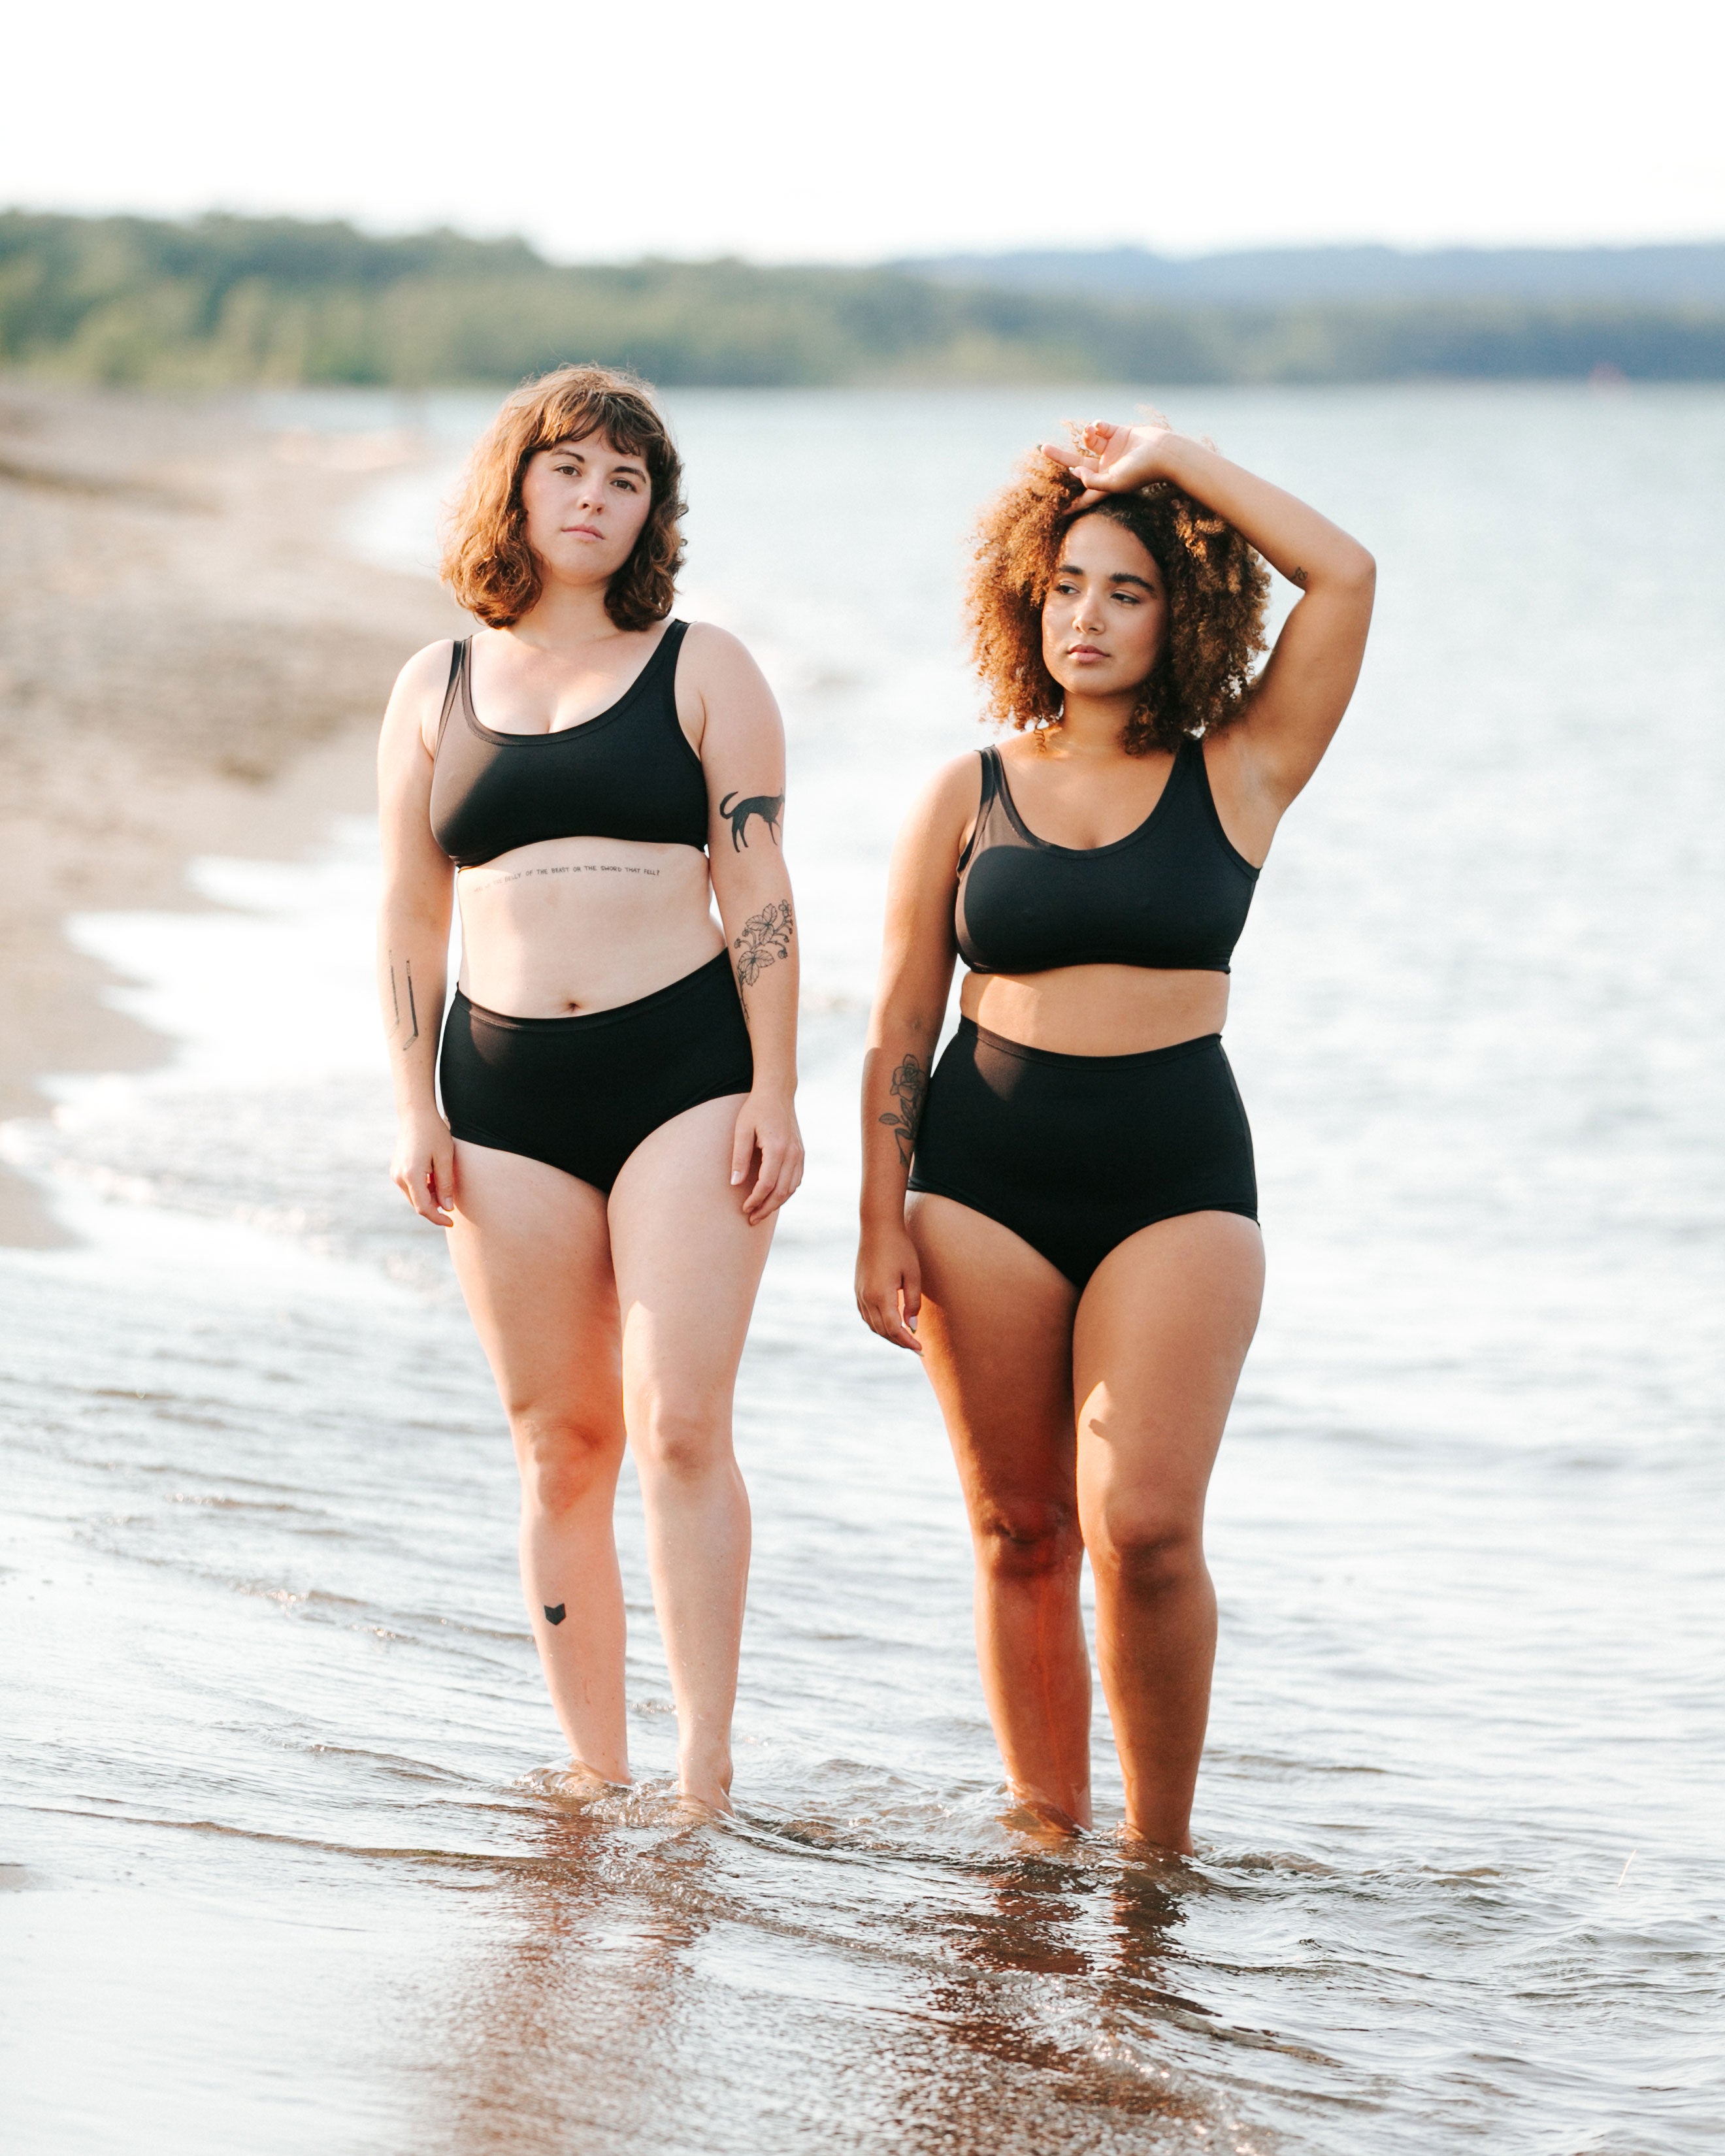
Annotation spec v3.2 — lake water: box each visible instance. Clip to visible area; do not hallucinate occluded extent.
[3,385,1722,2154]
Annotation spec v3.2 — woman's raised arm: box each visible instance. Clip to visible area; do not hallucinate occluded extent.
[1043,422,1375,819]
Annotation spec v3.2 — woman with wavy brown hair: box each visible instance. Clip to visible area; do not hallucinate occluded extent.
[377,365,802,1813]
[856,417,1373,1851]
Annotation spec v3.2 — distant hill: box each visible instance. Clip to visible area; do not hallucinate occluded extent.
[902,241,1725,308]
[3,211,1724,388]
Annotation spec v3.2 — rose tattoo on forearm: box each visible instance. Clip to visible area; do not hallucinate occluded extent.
[878,1053,927,1169]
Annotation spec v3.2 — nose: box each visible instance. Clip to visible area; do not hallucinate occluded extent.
[1072,594,1104,634]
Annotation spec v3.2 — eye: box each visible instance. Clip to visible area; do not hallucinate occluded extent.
[611,475,640,492]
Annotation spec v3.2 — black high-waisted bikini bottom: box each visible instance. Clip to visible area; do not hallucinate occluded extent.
[908,1019,1257,1290]
[438,952,753,1194]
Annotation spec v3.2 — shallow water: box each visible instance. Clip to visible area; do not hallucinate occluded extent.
[3,385,1723,2153]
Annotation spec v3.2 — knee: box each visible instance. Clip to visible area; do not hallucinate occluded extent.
[1089,1506,1206,1597]
[632,1396,725,1484]
[972,1497,1082,1582]
[510,1407,621,1518]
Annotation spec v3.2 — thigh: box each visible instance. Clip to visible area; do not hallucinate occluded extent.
[607,1094,769,1411]
[446,1139,623,1426]
[1072,1212,1264,1536]
[909,1193,1080,1526]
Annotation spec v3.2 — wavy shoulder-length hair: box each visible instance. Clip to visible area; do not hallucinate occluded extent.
[440,364,686,630]
[966,453,1269,755]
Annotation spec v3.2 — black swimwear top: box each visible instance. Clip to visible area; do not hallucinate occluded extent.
[429,622,708,867]
[955,738,1258,976]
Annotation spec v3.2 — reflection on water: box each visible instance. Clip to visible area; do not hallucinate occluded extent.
[3,385,1724,2153]
[406,1799,1247,2155]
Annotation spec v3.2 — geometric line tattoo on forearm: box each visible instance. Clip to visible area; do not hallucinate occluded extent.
[733,899,795,987]
[389,951,419,1047]
[878,1053,927,1169]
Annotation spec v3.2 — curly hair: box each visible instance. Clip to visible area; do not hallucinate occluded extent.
[440,364,686,631]
[965,452,1270,755]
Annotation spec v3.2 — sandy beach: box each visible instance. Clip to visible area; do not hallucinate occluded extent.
[0,382,464,1243]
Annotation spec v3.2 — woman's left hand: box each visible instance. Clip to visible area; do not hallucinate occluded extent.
[1039,419,1179,510]
[731,1090,804,1226]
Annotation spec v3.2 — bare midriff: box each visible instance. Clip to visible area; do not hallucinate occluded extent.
[959,963,1230,1058]
[455,834,723,1017]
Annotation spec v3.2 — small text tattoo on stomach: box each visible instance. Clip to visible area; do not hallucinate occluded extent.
[468,863,663,892]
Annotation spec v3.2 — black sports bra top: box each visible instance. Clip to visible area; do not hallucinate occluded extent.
[429,623,708,867]
[955,738,1258,976]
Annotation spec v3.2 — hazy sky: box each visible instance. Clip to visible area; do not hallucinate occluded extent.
[8,0,1722,262]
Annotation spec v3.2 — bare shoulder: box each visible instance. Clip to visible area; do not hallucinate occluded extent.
[380,638,459,765]
[679,619,772,693]
[923,748,988,813]
[900,749,987,855]
[387,636,458,716]
[393,637,460,700]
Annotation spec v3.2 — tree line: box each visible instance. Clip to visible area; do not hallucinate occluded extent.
[4,210,1723,388]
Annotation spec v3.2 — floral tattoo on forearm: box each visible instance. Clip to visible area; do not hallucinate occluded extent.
[878,1053,927,1169]
[733,900,795,987]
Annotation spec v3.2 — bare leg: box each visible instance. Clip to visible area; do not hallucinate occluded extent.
[1073,1211,1264,1853]
[446,1141,629,1783]
[608,1093,770,1812]
[909,1194,1091,1827]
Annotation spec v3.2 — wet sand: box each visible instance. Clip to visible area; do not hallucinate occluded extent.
[0,383,465,1243]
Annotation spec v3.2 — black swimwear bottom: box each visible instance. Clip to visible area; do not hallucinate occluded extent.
[908,1019,1258,1290]
[438,953,753,1195]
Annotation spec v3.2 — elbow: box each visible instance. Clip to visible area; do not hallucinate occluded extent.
[379,895,450,941]
[1338,542,1376,594]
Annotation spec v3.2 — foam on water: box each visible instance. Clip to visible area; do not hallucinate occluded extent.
[3,385,1722,2154]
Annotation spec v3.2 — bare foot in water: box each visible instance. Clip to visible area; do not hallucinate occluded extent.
[1000,1793,1088,1842]
[529,1761,631,1810]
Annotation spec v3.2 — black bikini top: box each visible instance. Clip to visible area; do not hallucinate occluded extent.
[429,623,708,867]
[955,738,1258,976]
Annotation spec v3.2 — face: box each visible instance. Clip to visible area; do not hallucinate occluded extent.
[1040,513,1168,702]
[518,431,653,587]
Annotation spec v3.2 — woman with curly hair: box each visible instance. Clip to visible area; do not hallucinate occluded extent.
[377,365,802,1812]
[856,417,1373,1850]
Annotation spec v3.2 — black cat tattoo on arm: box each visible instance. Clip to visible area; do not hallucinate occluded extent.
[878,1054,927,1169]
[719,790,784,851]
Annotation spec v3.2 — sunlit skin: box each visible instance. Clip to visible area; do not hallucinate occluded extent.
[376,422,803,1814]
[857,419,1374,1852]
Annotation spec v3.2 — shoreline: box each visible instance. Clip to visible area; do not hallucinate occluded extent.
[0,382,465,1245]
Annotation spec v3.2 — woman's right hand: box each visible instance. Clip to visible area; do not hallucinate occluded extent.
[856,1221,923,1353]
[1039,416,1188,510]
[391,1114,455,1228]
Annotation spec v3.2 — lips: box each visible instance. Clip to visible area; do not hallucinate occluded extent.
[1068,645,1106,658]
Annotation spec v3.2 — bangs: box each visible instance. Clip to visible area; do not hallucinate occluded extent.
[531,385,662,461]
